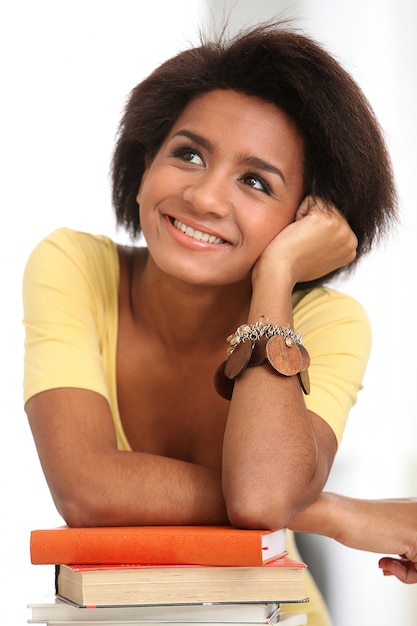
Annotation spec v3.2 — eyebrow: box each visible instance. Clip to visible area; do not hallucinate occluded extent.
[240,155,286,184]
[172,130,286,184]
[173,130,213,151]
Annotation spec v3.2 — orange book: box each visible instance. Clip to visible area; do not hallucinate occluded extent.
[30,525,286,566]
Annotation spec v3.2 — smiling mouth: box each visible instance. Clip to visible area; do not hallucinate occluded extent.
[172,218,226,244]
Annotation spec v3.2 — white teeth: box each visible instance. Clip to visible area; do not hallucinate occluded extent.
[173,219,224,244]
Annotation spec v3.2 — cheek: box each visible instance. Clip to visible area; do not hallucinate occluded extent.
[136,178,159,231]
[246,211,293,245]
[240,208,296,261]
[136,164,152,205]
[137,185,155,236]
[136,179,153,210]
[137,165,179,209]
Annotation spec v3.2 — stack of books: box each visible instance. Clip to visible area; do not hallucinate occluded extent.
[27,525,308,625]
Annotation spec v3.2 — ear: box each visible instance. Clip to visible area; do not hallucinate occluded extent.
[136,157,152,204]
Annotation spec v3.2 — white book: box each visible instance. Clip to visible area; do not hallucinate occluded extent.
[28,592,284,623]
[29,614,307,626]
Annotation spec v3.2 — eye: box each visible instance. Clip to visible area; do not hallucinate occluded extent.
[172,145,204,166]
[242,174,272,195]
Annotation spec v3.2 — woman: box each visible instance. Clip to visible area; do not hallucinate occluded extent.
[22,21,416,624]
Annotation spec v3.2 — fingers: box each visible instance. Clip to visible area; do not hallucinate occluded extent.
[296,195,358,266]
[294,195,311,220]
[294,195,333,221]
[379,557,417,584]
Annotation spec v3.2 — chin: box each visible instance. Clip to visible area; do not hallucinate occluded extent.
[156,257,245,288]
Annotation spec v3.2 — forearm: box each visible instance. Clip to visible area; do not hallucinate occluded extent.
[222,369,322,527]
[288,492,417,585]
[27,389,229,528]
[286,492,343,537]
[58,449,229,527]
[221,204,361,529]
[222,274,330,529]
[288,492,417,560]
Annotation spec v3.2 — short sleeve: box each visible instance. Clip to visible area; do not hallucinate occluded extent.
[22,228,119,405]
[293,287,372,445]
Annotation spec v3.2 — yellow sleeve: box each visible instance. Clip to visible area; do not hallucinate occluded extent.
[22,228,119,406]
[293,287,372,445]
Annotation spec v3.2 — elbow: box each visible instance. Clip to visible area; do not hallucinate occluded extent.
[223,445,327,530]
[55,493,113,528]
[227,507,288,531]
[223,473,321,530]
[57,500,98,528]
[224,490,296,530]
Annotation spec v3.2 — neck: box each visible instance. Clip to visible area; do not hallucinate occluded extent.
[131,253,252,352]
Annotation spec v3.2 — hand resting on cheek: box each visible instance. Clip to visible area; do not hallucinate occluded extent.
[253,195,358,287]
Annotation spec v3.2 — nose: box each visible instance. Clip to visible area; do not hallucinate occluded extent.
[183,171,232,218]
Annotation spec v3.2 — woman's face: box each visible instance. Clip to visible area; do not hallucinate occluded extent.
[137,89,305,286]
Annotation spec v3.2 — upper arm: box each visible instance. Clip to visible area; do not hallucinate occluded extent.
[22,230,121,522]
[25,388,118,520]
[22,229,117,406]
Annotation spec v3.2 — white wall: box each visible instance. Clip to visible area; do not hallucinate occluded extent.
[1,2,206,623]
[1,1,416,625]
[207,1,417,624]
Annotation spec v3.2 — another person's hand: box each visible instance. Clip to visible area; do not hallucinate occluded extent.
[288,493,417,584]
[330,495,417,584]
[379,556,417,584]
[327,496,417,562]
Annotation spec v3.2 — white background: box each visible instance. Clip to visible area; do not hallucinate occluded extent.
[1,1,416,624]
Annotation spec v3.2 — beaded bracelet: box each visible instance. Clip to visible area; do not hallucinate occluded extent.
[226,315,302,353]
[214,316,310,401]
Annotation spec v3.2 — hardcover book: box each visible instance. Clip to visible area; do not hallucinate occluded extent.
[29,615,308,626]
[30,525,286,567]
[55,557,306,606]
[28,591,281,623]
[29,615,307,626]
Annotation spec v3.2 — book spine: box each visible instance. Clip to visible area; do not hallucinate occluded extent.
[54,564,59,594]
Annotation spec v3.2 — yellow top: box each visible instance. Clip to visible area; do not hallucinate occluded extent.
[23,227,371,446]
[23,227,372,626]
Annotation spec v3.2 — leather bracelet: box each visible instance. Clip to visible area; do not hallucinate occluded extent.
[214,317,310,400]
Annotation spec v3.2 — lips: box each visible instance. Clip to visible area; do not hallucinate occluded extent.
[173,218,226,245]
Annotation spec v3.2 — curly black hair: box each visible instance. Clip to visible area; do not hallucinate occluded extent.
[111,20,397,284]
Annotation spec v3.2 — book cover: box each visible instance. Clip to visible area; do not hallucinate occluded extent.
[30,525,286,567]
[29,617,307,626]
[28,592,281,623]
[28,613,307,626]
[55,557,306,606]
[28,612,307,626]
